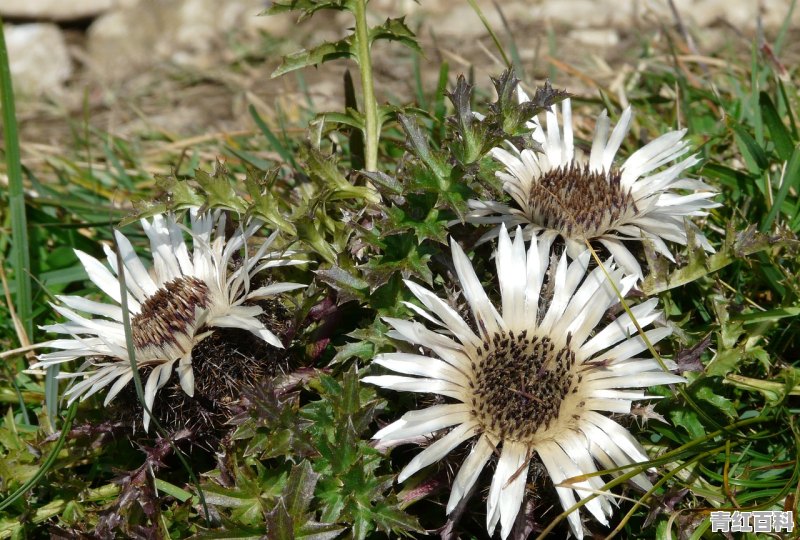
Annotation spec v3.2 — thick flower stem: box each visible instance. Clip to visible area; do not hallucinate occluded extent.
[353,0,379,172]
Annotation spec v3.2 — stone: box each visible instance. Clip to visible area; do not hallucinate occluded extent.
[0,0,132,21]
[3,23,72,96]
[86,7,161,81]
[86,0,278,81]
[567,28,620,48]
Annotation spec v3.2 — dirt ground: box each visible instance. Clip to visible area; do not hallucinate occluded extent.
[8,0,800,179]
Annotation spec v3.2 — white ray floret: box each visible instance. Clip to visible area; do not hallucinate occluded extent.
[466,91,720,279]
[364,225,684,538]
[32,209,305,431]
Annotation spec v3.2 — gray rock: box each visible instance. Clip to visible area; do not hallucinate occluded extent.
[4,23,72,96]
[567,28,620,48]
[86,0,274,81]
[0,0,128,21]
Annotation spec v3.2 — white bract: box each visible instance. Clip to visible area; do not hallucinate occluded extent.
[33,209,304,431]
[364,225,684,538]
[467,94,720,278]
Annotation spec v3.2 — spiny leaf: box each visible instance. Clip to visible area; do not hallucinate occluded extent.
[266,0,351,21]
[370,502,421,537]
[398,114,449,180]
[315,266,369,303]
[303,146,380,203]
[272,38,354,78]
[368,18,421,52]
[297,220,338,264]
[246,169,297,236]
[194,167,248,213]
[266,498,294,540]
[489,72,569,137]
[282,461,320,518]
[641,222,795,295]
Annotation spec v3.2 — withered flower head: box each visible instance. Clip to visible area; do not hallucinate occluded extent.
[33,209,304,431]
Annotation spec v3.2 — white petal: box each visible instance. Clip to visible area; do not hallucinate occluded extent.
[589,110,610,172]
[539,251,569,333]
[142,361,174,432]
[536,440,584,538]
[404,280,480,344]
[246,282,306,300]
[374,404,472,441]
[397,421,478,482]
[74,250,125,306]
[587,372,685,389]
[167,216,194,276]
[142,215,181,284]
[373,353,470,386]
[361,375,465,401]
[562,99,574,163]
[211,315,284,349]
[384,317,464,354]
[50,304,126,339]
[591,327,672,364]
[113,229,158,296]
[579,419,652,491]
[602,106,632,173]
[555,435,611,524]
[584,411,650,463]
[104,370,135,405]
[102,244,147,304]
[451,239,504,337]
[447,434,494,514]
[178,353,194,396]
[598,238,642,280]
[524,233,544,323]
[621,130,689,184]
[545,104,562,166]
[497,225,527,330]
[495,442,529,539]
[56,295,123,321]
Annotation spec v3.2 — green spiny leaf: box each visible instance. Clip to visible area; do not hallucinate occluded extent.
[368,18,421,52]
[272,38,354,78]
[282,461,319,521]
[266,0,351,21]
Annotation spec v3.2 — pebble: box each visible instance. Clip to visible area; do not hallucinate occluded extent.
[4,23,72,96]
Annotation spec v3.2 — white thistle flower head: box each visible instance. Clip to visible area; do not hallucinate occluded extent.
[32,209,305,431]
[466,92,721,279]
[363,225,684,538]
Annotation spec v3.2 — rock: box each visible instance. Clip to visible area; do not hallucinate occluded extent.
[86,7,161,81]
[86,0,275,81]
[3,23,72,96]
[649,0,800,32]
[0,0,129,21]
[567,28,619,48]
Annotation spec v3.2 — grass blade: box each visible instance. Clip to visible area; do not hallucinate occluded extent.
[759,91,794,161]
[249,104,299,170]
[0,19,33,343]
[761,146,800,232]
[465,0,510,68]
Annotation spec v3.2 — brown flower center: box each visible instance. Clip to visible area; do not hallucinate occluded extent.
[132,276,210,352]
[470,330,576,442]
[528,163,637,238]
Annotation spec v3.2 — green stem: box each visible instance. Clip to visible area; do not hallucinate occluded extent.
[353,0,379,171]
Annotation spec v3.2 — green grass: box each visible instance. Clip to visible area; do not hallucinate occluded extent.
[1,3,799,539]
